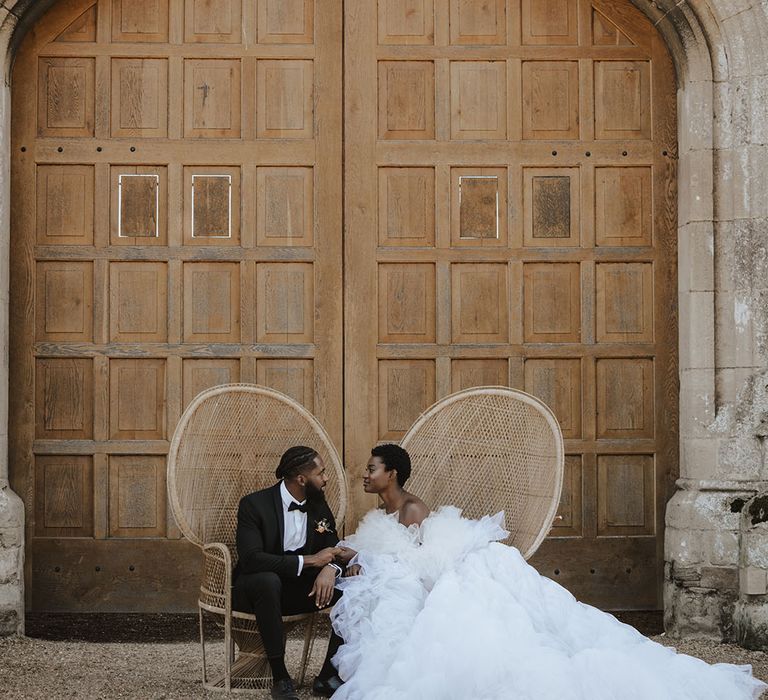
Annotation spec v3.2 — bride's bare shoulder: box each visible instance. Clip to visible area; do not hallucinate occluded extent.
[399,494,430,527]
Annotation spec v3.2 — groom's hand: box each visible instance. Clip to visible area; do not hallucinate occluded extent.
[304,547,341,569]
[309,566,337,608]
[335,546,357,566]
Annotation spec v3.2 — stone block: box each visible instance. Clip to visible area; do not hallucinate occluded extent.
[680,437,720,480]
[709,530,739,567]
[715,291,756,369]
[679,369,716,438]
[0,547,18,583]
[666,489,742,531]
[678,291,715,370]
[718,437,762,480]
[666,527,705,566]
[740,566,767,595]
[678,221,714,293]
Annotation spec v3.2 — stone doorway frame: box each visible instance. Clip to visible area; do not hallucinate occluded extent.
[0,0,765,638]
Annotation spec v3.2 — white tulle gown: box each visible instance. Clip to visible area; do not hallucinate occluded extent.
[330,507,766,700]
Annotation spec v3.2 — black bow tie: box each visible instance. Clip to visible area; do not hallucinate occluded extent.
[288,501,308,513]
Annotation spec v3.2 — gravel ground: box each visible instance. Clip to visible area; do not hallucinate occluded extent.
[1,613,767,698]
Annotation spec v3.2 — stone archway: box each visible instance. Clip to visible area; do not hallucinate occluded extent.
[0,0,766,641]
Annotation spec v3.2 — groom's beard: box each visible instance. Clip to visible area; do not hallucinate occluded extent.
[305,482,326,505]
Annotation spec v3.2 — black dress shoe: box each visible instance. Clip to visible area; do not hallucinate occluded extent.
[271,677,300,700]
[312,673,344,697]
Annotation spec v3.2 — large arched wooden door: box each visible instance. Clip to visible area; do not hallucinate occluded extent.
[345,0,678,609]
[10,0,342,610]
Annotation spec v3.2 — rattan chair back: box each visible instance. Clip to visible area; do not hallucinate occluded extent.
[168,384,347,554]
[401,386,564,560]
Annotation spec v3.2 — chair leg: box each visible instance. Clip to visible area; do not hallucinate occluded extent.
[224,614,232,692]
[199,607,208,687]
[297,613,317,687]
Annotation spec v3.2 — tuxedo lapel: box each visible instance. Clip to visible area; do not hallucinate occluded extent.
[304,502,318,553]
[271,483,286,552]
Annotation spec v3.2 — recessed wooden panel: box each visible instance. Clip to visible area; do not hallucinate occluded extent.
[109,262,168,342]
[523,263,580,343]
[378,168,435,247]
[595,262,654,342]
[36,165,94,245]
[257,360,314,411]
[184,166,240,245]
[184,59,241,138]
[451,359,508,392]
[378,263,435,343]
[183,262,240,342]
[451,168,508,247]
[596,358,654,439]
[378,61,435,140]
[112,0,169,42]
[257,60,313,139]
[593,9,634,46]
[37,57,95,137]
[56,4,97,42]
[378,0,434,45]
[256,167,313,247]
[35,359,93,440]
[525,359,581,438]
[35,456,93,537]
[523,167,580,247]
[183,359,240,408]
[111,58,168,137]
[521,0,578,45]
[450,61,506,140]
[256,263,314,343]
[35,262,93,342]
[595,61,651,140]
[258,0,314,44]
[110,166,168,245]
[597,455,654,536]
[595,167,652,247]
[551,455,583,537]
[109,359,166,440]
[522,61,579,140]
[109,456,166,538]
[451,264,508,343]
[449,0,506,45]
[378,360,435,439]
[185,0,242,43]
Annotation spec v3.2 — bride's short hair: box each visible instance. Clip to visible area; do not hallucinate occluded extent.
[275,445,319,480]
[371,444,411,487]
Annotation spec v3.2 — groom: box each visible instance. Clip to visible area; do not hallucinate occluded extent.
[233,445,345,699]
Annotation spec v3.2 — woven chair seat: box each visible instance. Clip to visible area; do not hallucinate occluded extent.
[401,386,564,560]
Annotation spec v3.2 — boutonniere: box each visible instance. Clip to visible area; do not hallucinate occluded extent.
[315,518,334,535]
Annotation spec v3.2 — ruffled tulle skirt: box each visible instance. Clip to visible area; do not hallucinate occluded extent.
[330,508,765,700]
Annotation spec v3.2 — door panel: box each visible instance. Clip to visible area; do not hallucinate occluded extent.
[344,0,677,609]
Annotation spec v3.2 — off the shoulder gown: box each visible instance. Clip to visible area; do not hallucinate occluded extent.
[330,507,766,700]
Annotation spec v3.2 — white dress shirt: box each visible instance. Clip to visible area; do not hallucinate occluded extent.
[280,480,307,575]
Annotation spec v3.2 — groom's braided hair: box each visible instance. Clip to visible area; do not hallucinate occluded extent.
[371,444,411,487]
[275,445,319,480]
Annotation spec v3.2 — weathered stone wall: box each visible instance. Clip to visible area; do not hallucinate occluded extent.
[643,0,768,642]
[0,0,766,641]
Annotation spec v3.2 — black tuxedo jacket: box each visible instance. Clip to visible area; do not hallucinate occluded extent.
[233,483,339,580]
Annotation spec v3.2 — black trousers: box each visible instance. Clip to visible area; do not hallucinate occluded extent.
[232,569,342,658]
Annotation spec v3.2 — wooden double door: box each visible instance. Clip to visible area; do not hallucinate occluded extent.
[10,0,677,611]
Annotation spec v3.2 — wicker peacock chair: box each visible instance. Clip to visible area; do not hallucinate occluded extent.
[400,386,564,560]
[167,384,347,693]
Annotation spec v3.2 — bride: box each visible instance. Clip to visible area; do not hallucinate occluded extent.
[330,444,766,700]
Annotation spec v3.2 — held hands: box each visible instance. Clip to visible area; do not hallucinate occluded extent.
[335,546,357,566]
[304,546,341,568]
[309,565,337,608]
